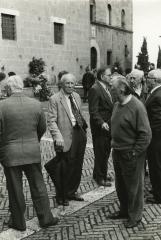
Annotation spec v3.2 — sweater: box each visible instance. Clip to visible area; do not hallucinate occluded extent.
[111,96,152,155]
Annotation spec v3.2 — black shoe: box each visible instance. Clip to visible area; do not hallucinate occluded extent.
[97,179,111,187]
[146,197,161,204]
[125,219,141,228]
[108,212,128,219]
[8,224,26,231]
[41,217,59,228]
[63,199,69,206]
[68,194,84,201]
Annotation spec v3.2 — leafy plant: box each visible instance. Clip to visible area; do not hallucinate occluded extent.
[29,57,45,76]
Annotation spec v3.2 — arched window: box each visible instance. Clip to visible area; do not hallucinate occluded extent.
[121,9,125,28]
[91,47,97,69]
[107,4,112,25]
[90,0,96,22]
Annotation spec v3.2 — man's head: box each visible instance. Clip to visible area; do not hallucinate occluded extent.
[147,69,161,92]
[127,69,144,91]
[61,73,76,95]
[5,75,24,96]
[111,76,132,103]
[8,71,16,77]
[85,65,90,72]
[97,68,111,87]
[149,63,155,71]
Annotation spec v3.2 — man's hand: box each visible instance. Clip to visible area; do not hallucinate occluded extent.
[54,139,64,152]
[102,122,109,131]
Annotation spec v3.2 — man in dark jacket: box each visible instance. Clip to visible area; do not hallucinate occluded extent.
[88,67,113,186]
[82,66,95,102]
[0,75,58,231]
[146,69,161,204]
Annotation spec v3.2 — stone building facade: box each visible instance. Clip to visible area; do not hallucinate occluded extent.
[0,0,133,82]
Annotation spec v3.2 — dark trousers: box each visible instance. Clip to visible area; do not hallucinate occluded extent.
[67,126,87,197]
[4,163,53,229]
[83,88,89,102]
[147,137,161,201]
[113,150,145,222]
[92,132,111,181]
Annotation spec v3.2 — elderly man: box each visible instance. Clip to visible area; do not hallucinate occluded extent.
[110,76,151,228]
[48,73,87,205]
[126,69,145,102]
[0,75,58,231]
[88,67,113,186]
[146,69,161,203]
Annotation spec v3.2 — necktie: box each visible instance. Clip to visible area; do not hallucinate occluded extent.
[69,95,83,127]
[106,87,113,103]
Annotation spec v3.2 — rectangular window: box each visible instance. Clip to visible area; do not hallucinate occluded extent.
[1,13,16,40]
[54,22,64,45]
[107,51,112,65]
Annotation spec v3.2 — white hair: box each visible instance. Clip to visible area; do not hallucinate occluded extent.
[6,75,24,92]
[60,73,76,85]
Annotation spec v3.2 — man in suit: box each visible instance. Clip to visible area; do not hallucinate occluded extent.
[146,69,161,203]
[110,76,151,228]
[88,68,113,186]
[47,73,87,205]
[0,75,58,231]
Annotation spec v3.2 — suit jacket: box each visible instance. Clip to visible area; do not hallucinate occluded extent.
[47,89,84,152]
[0,92,46,167]
[145,86,161,135]
[88,80,113,135]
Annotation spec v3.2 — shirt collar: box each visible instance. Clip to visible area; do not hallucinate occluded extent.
[121,94,132,105]
[150,85,161,94]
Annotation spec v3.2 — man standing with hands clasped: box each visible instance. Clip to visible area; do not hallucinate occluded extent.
[88,68,113,187]
[48,73,87,205]
[110,76,151,228]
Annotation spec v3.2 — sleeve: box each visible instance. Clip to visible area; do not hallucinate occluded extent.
[37,106,46,141]
[134,103,152,155]
[88,87,104,126]
[47,96,64,142]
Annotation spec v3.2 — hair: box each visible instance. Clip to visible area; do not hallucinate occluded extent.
[97,67,111,81]
[8,71,16,77]
[60,73,76,85]
[6,75,24,92]
[57,70,68,81]
[148,69,161,84]
[0,72,6,81]
[114,76,132,96]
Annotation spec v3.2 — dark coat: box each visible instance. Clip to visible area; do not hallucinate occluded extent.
[0,92,46,167]
[145,86,161,135]
[88,81,113,135]
[82,72,95,90]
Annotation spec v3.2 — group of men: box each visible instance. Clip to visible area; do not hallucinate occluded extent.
[0,66,161,232]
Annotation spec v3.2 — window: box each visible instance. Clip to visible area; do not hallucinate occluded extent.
[1,13,16,40]
[107,4,112,25]
[121,9,125,28]
[54,22,64,44]
[125,45,129,57]
[90,0,96,22]
[107,51,112,65]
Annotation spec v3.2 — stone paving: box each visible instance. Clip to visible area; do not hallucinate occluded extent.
[0,103,161,239]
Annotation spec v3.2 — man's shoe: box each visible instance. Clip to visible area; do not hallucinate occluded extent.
[68,193,84,201]
[108,212,128,219]
[146,197,161,204]
[63,199,69,206]
[125,219,141,228]
[97,179,111,187]
[8,224,26,231]
[41,217,59,228]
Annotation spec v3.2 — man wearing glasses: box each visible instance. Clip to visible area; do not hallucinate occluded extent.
[146,69,161,204]
[88,68,113,187]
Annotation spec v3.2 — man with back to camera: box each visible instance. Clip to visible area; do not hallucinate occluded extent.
[146,69,161,204]
[47,73,87,205]
[0,75,58,231]
[110,76,151,228]
[88,67,113,187]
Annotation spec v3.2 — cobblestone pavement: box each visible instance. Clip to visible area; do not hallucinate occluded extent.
[0,103,161,239]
